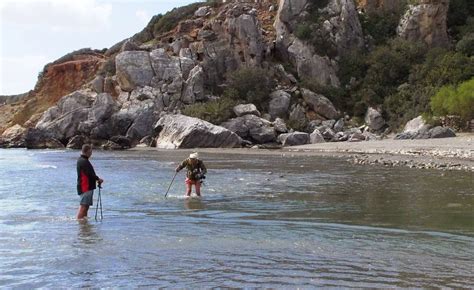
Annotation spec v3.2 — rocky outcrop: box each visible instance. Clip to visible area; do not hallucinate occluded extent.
[154,114,242,149]
[397,0,450,47]
[323,0,365,55]
[35,90,95,141]
[24,128,64,149]
[0,124,26,148]
[115,51,154,91]
[274,0,364,86]
[0,49,105,133]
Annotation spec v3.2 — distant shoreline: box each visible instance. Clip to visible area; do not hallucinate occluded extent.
[132,133,474,172]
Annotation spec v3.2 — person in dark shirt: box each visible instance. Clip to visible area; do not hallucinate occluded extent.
[176,152,207,197]
[76,144,103,219]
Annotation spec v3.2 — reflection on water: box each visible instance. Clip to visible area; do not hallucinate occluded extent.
[184,197,206,210]
[77,220,101,245]
[0,149,473,288]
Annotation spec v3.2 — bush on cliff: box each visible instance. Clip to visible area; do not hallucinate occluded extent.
[182,97,238,125]
[224,67,274,111]
[431,78,474,121]
[359,11,401,45]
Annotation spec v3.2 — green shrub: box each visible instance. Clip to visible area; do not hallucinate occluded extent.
[384,85,436,130]
[431,78,474,120]
[224,67,274,110]
[359,12,401,45]
[447,0,474,38]
[456,33,474,56]
[182,97,239,125]
[337,50,368,86]
[412,51,474,87]
[357,39,427,105]
[295,23,312,40]
[152,3,205,37]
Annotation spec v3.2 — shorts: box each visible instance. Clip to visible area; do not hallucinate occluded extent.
[79,190,94,206]
[185,178,200,185]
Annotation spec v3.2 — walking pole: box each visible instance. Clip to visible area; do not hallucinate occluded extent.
[164,171,178,198]
[95,184,103,221]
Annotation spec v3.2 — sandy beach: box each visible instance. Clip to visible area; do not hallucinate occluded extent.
[139,133,474,172]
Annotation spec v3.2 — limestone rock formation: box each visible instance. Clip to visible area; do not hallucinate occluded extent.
[397,0,450,47]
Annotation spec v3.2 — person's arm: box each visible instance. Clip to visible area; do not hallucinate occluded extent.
[200,161,207,175]
[88,161,104,185]
[176,159,187,172]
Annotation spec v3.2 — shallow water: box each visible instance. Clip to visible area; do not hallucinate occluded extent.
[0,148,473,287]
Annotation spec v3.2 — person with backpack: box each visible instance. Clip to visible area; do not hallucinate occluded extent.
[175,152,207,197]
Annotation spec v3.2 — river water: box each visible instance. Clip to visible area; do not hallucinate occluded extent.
[0,148,473,287]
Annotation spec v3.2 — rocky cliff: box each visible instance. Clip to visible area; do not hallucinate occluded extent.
[1,0,461,149]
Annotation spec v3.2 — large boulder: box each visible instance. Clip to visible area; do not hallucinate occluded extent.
[403,115,427,133]
[221,114,276,144]
[153,114,242,149]
[273,118,288,134]
[429,126,456,138]
[115,51,154,91]
[269,90,291,119]
[365,107,386,131]
[233,104,260,117]
[278,132,310,146]
[301,89,339,120]
[397,0,450,48]
[310,129,326,143]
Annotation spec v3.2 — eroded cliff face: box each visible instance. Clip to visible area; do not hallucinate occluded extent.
[397,0,450,47]
[0,49,105,133]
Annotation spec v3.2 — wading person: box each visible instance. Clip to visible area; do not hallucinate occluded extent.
[77,144,103,219]
[176,152,207,197]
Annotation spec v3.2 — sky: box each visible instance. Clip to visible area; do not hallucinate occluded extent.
[0,0,197,95]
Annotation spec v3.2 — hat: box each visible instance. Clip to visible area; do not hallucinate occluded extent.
[189,152,199,159]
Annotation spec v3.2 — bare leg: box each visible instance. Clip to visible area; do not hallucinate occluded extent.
[195,181,201,197]
[77,205,90,219]
[186,182,192,196]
